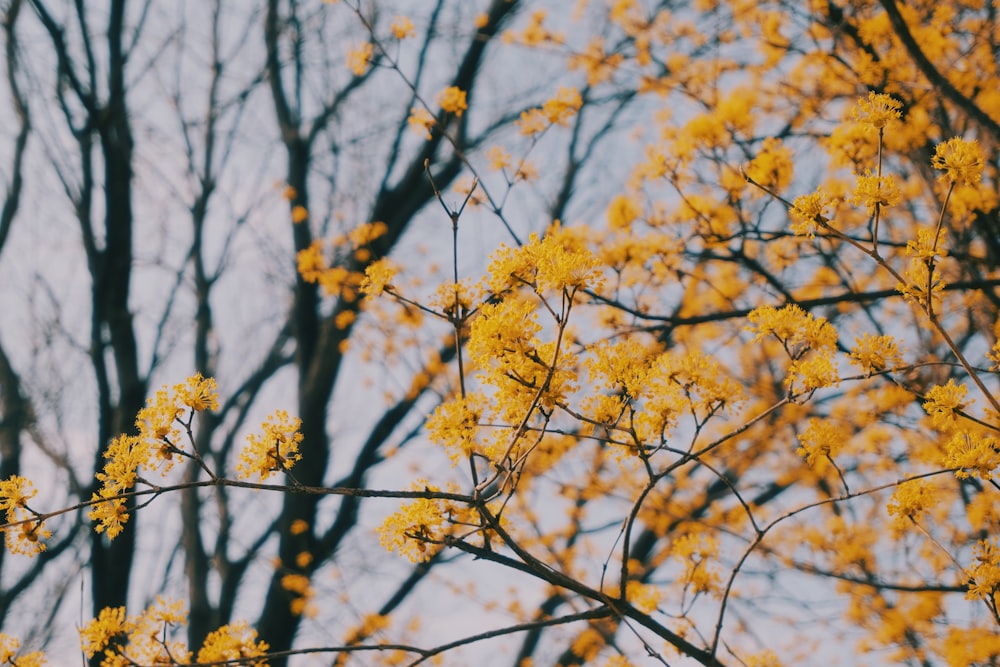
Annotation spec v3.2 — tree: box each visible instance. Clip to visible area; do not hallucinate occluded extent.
[1,0,999,666]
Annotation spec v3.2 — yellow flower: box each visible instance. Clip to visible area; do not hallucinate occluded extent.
[360,257,399,297]
[541,86,583,125]
[79,606,128,658]
[849,333,903,375]
[905,227,946,262]
[932,137,984,186]
[89,488,130,539]
[407,106,436,139]
[0,634,45,667]
[852,91,902,129]
[516,108,548,136]
[347,42,375,76]
[297,240,326,283]
[606,194,642,230]
[671,532,721,594]
[943,430,1000,480]
[0,474,36,516]
[789,187,830,236]
[346,42,373,76]
[196,621,269,665]
[509,10,556,46]
[625,580,662,614]
[426,393,485,465]
[796,418,849,466]
[237,410,304,480]
[746,304,837,353]
[568,38,623,86]
[377,481,448,563]
[513,158,538,182]
[175,373,218,412]
[851,169,900,211]
[390,15,415,40]
[486,145,511,172]
[967,539,1000,601]
[281,574,317,617]
[746,137,793,193]
[887,478,936,531]
[135,389,182,442]
[923,379,969,428]
[291,205,309,223]
[436,86,468,116]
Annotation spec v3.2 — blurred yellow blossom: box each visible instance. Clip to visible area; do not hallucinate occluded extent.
[606,194,642,230]
[887,479,937,531]
[486,145,511,171]
[407,106,436,139]
[0,634,45,666]
[390,15,415,40]
[437,86,467,116]
[346,42,373,76]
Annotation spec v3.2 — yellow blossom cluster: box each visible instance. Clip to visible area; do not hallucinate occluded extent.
[345,42,373,76]
[852,91,902,130]
[745,137,793,193]
[624,580,662,614]
[91,374,217,538]
[359,257,400,297]
[966,539,1000,603]
[922,379,969,429]
[848,333,903,376]
[78,597,266,666]
[299,222,388,299]
[746,304,839,392]
[407,106,436,139]
[671,532,721,595]
[851,169,900,212]
[425,393,487,465]
[485,229,602,296]
[389,15,414,40]
[281,573,318,618]
[796,417,849,469]
[886,479,937,532]
[516,86,583,136]
[503,9,563,46]
[0,633,45,667]
[606,193,642,230]
[237,410,304,481]
[789,187,831,236]
[932,137,984,186]
[377,481,449,563]
[583,340,743,448]
[568,37,624,85]
[0,475,49,556]
[436,86,468,117]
